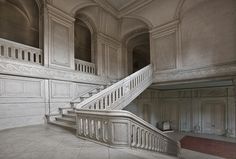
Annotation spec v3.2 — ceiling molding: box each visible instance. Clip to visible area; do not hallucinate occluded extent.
[70,2,98,16]
[93,0,153,18]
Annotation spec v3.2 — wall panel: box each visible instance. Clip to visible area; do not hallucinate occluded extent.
[126,87,236,137]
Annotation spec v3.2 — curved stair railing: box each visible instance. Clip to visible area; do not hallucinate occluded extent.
[75,109,180,156]
[74,64,152,110]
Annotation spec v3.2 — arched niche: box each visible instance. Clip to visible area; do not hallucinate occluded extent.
[127,33,150,74]
[120,16,151,75]
[0,0,42,48]
[74,13,97,63]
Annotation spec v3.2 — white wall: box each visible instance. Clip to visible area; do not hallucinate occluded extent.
[149,0,236,82]
[180,0,236,69]
[0,74,100,130]
[126,87,236,137]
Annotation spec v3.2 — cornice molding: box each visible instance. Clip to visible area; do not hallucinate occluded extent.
[0,59,108,85]
[153,63,236,84]
[47,4,75,23]
[150,20,179,39]
[97,32,121,47]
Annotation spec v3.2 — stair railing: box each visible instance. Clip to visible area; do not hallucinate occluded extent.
[75,109,180,156]
[74,64,152,110]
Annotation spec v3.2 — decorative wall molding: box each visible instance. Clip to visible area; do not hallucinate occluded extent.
[0,59,109,85]
[96,32,122,79]
[153,63,236,83]
[97,32,121,47]
[150,20,179,39]
[45,4,75,70]
[0,75,44,100]
[150,20,179,72]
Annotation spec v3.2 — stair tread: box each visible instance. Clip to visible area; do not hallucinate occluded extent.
[49,120,76,129]
[55,116,76,122]
[59,107,73,110]
[62,113,76,118]
[67,110,76,114]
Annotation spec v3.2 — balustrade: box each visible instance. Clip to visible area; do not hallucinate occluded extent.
[74,59,95,74]
[75,109,180,156]
[75,64,152,110]
[0,38,42,65]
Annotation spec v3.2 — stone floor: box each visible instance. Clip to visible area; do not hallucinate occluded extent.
[0,124,228,159]
[0,124,177,159]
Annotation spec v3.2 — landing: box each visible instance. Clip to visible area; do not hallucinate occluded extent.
[0,124,176,159]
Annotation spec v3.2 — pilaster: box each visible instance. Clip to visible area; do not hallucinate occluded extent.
[96,33,121,80]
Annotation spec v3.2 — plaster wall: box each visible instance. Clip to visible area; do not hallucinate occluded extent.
[0,74,99,130]
[147,0,236,83]
[126,87,236,137]
[180,0,236,69]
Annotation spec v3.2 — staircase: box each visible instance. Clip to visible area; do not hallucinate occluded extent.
[46,65,180,156]
[47,65,152,129]
[47,81,117,129]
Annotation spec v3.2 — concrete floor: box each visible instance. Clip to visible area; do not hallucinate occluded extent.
[0,124,227,159]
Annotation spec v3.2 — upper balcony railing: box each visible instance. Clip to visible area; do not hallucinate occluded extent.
[0,38,42,65]
[74,59,96,74]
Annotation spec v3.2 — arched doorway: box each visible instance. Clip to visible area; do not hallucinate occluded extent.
[127,33,150,74]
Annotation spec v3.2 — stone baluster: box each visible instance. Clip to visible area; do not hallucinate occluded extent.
[131,125,136,147]
[95,120,99,140]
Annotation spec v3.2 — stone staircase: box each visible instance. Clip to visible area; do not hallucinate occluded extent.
[46,65,180,157]
[47,65,152,130]
[47,81,117,129]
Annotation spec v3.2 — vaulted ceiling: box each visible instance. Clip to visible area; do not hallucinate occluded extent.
[93,0,153,18]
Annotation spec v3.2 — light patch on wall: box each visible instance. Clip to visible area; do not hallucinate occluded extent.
[52,21,70,66]
[154,33,176,71]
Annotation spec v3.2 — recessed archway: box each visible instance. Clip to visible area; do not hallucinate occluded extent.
[74,19,92,62]
[0,0,42,48]
[74,12,97,64]
[127,33,150,74]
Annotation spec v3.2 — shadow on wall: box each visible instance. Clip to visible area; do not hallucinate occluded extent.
[0,0,40,48]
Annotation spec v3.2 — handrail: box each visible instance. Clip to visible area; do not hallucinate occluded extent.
[75,64,152,110]
[0,38,42,65]
[75,59,96,74]
[75,109,180,156]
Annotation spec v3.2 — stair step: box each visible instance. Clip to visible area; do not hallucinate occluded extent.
[90,90,99,94]
[80,96,89,102]
[62,113,76,119]
[80,93,91,98]
[58,107,73,111]
[49,120,76,129]
[89,91,97,95]
[67,110,76,114]
[55,116,76,124]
